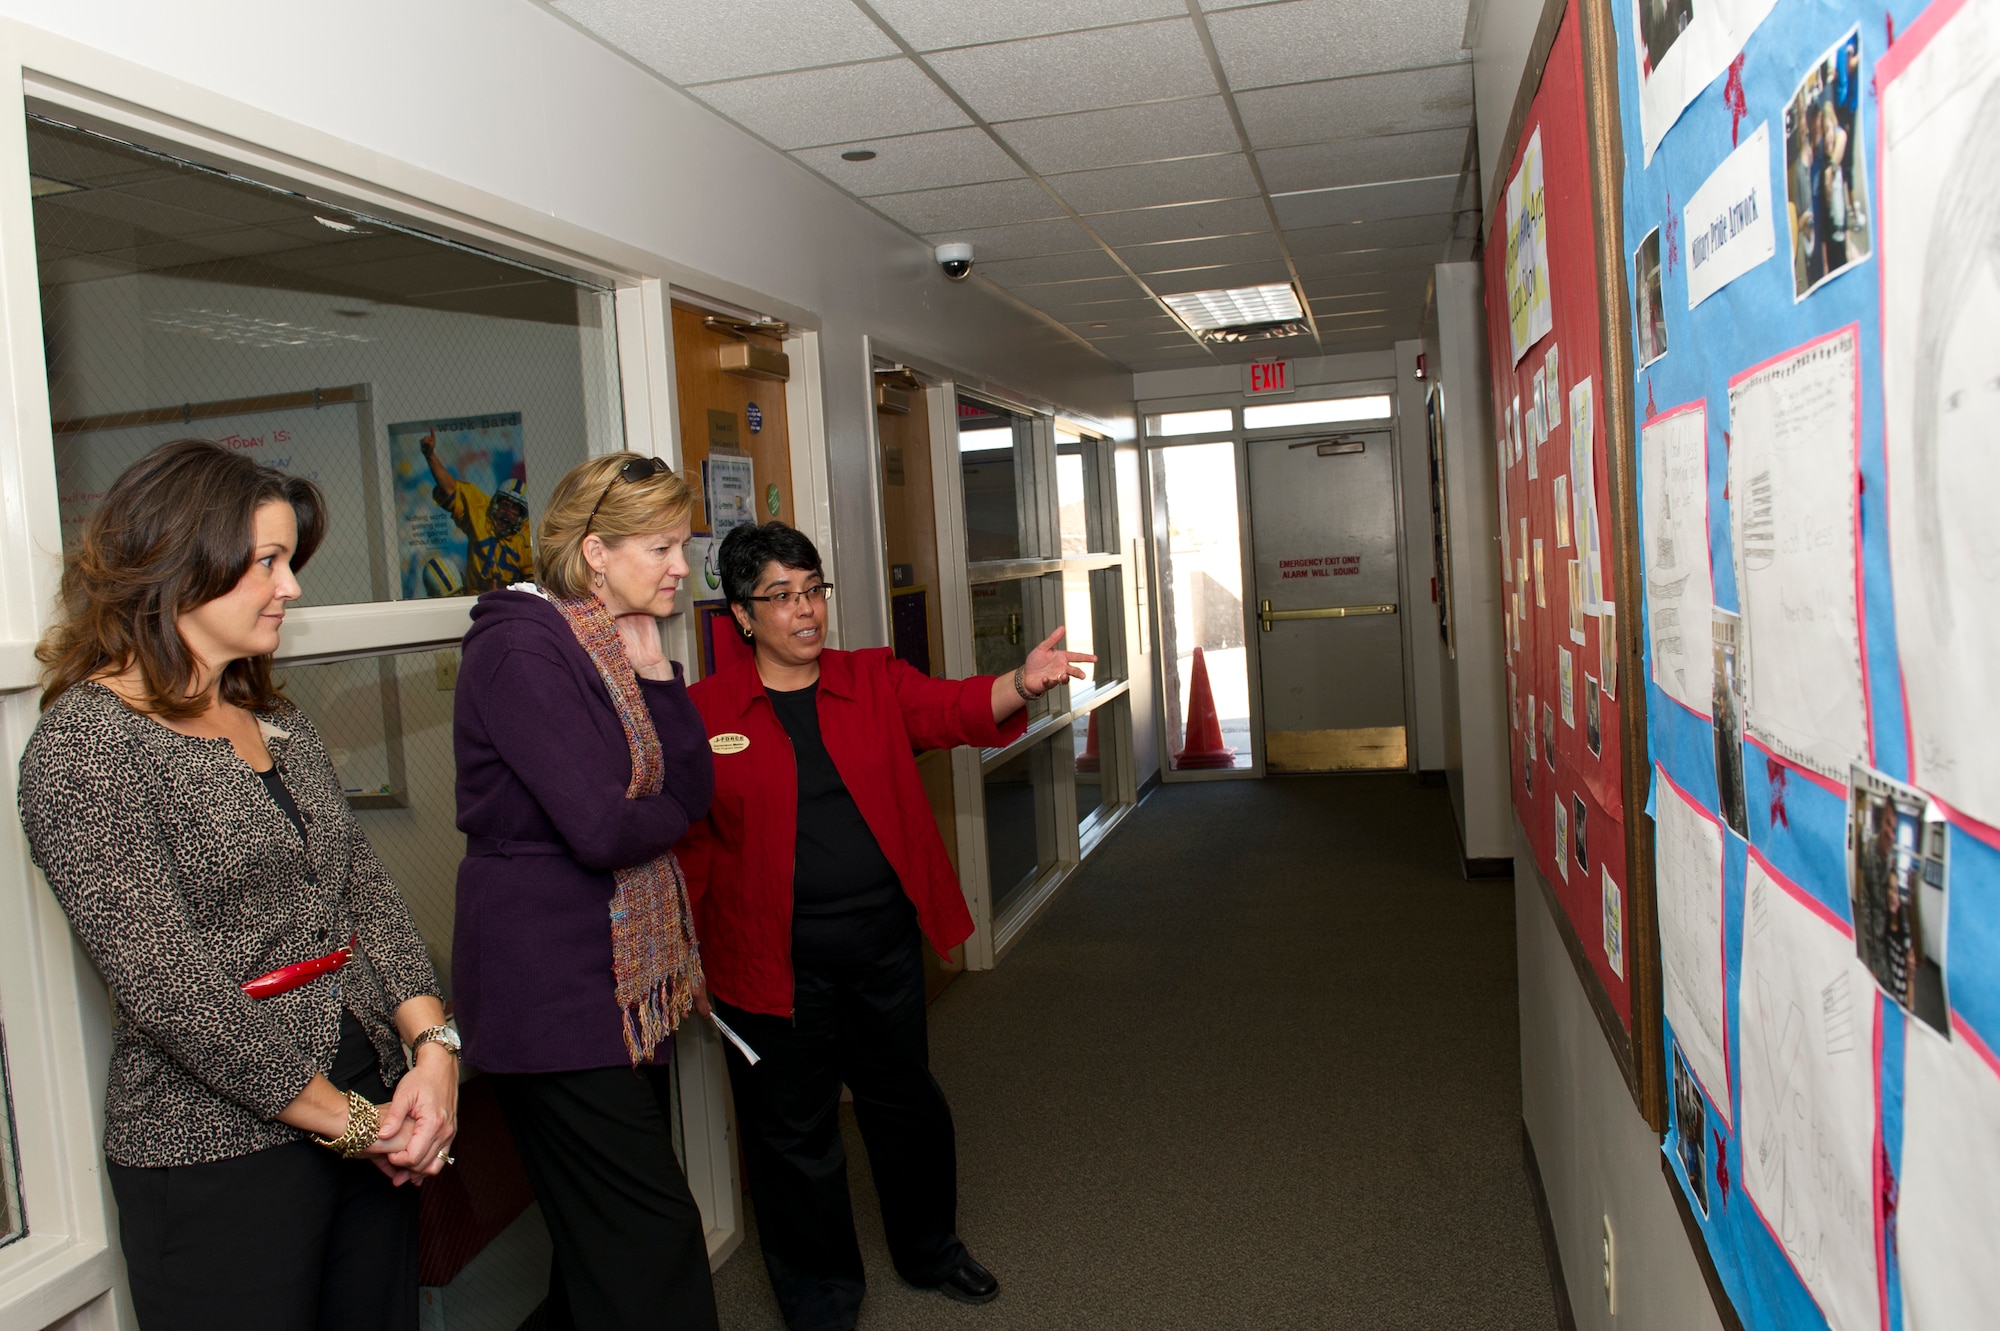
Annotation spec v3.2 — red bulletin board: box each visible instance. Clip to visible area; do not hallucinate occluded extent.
[1483,6,1636,1032]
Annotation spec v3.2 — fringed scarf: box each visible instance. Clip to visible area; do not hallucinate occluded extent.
[547,591,705,1066]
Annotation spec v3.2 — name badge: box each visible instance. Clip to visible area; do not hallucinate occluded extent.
[709,733,750,755]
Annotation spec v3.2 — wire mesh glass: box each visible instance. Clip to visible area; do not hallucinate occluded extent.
[0,1018,23,1251]
[28,115,625,607]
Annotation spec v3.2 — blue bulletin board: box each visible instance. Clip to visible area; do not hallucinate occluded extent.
[1614,0,2000,1322]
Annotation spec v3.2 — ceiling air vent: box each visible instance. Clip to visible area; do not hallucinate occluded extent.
[1196,320,1311,344]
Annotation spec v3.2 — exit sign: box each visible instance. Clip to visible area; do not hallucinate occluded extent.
[1245,360,1292,395]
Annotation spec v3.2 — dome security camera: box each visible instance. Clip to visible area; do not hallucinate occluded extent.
[935,242,974,281]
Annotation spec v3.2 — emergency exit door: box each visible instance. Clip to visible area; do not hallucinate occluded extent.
[1247,429,1407,771]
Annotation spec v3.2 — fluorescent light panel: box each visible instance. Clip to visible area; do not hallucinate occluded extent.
[1243,395,1393,429]
[1161,283,1303,331]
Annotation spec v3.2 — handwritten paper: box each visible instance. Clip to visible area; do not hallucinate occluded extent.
[1641,403,1715,716]
[1684,123,1778,308]
[1506,128,1555,362]
[1739,852,1878,1331]
[1898,1021,2000,1329]
[1880,0,2000,828]
[1727,327,1868,781]
[1569,377,1604,612]
[1655,766,1730,1122]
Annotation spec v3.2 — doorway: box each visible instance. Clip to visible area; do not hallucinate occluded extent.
[1246,427,1407,771]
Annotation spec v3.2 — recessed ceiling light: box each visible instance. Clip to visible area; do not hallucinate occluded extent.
[840,149,878,162]
[1160,283,1303,331]
[1090,322,1110,329]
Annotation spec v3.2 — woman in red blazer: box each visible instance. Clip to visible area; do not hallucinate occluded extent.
[679,522,1089,1331]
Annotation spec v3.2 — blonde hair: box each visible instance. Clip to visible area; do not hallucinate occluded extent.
[537,452,697,598]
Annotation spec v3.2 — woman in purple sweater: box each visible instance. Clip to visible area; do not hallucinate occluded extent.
[451,453,716,1330]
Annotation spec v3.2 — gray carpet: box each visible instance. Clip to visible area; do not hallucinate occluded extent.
[713,775,1557,1330]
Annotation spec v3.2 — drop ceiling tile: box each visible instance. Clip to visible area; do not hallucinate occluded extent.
[870,178,1063,233]
[793,128,1023,195]
[1032,295,1167,323]
[871,0,1188,49]
[1306,272,1431,302]
[923,216,1101,260]
[691,60,970,150]
[925,21,1216,121]
[552,0,897,84]
[1009,274,1152,305]
[1258,128,1470,194]
[1148,260,1294,294]
[980,250,1128,286]
[1272,174,1462,229]
[992,97,1241,174]
[1120,230,1283,273]
[1293,243,1447,279]
[1047,154,1259,215]
[1207,0,1471,90]
[1284,213,1456,256]
[1236,65,1474,149]
[1087,197,1271,246]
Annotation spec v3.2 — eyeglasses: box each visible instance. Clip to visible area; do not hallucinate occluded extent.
[583,456,670,535]
[742,582,834,610]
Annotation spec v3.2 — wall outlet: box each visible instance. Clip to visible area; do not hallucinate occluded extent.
[1602,1214,1617,1315]
[434,651,459,692]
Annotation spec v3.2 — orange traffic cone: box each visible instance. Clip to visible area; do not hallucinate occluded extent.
[1076,709,1101,773]
[1174,646,1237,769]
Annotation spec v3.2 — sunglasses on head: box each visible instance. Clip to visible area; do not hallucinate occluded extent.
[583,456,671,536]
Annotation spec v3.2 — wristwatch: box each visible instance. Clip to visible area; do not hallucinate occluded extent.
[411,1024,462,1059]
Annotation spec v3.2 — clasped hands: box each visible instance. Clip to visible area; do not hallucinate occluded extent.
[366,1043,459,1186]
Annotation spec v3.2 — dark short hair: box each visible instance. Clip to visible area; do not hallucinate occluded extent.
[37,438,326,718]
[718,522,822,610]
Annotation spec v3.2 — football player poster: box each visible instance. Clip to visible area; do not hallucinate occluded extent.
[389,412,531,598]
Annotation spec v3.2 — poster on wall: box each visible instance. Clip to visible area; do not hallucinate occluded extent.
[1640,401,1714,717]
[1880,0,2000,832]
[1631,0,1781,162]
[1726,325,1868,783]
[389,413,529,599]
[1655,765,1730,1121]
[702,453,757,541]
[1897,1021,2000,1327]
[1505,128,1555,363]
[1738,850,1879,1331]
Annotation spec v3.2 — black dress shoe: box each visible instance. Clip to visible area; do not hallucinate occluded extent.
[927,1256,1000,1305]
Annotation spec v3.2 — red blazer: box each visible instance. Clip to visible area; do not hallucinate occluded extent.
[679,648,1028,1016]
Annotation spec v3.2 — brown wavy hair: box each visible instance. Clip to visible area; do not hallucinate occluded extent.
[37,438,326,718]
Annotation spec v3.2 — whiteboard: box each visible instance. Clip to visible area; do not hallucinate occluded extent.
[53,386,381,606]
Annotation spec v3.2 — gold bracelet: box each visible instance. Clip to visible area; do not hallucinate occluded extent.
[314,1089,381,1158]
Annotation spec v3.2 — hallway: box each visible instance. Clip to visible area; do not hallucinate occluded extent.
[713,776,1556,1330]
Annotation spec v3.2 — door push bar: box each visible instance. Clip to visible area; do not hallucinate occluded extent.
[1258,599,1398,631]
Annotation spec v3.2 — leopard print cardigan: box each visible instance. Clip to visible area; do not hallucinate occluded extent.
[17,682,442,1168]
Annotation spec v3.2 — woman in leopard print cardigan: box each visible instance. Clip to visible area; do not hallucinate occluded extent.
[17,440,454,1331]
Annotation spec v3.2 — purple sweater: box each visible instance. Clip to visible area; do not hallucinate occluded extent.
[451,589,714,1073]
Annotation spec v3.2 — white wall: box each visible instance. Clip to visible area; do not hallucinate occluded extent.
[1394,338,1448,772]
[1516,831,1726,1331]
[1429,263,1511,861]
[0,0,1138,645]
[1466,0,1553,194]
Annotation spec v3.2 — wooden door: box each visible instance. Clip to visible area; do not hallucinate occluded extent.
[671,302,792,530]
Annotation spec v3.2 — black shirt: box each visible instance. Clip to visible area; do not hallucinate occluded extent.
[765,682,904,919]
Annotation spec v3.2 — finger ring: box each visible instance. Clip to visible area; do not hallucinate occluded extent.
[438,1151,455,1165]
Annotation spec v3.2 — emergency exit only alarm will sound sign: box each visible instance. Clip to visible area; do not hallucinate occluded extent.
[1245,359,1291,395]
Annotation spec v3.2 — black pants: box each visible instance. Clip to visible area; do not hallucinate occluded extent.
[717,917,966,1331]
[108,1016,419,1331]
[488,1062,719,1331]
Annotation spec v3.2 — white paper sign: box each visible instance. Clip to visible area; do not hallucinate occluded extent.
[1739,854,1879,1331]
[1727,326,1869,781]
[1505,129,1555,363]
[1641,402,1715,716]
[1655,766,1731,1122]
[1880,0,2000,829]
[1569,377,1605,612]
[1684,123,1777,308]
[1899,1022,2000,1330]
[1632,0,1782,162]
